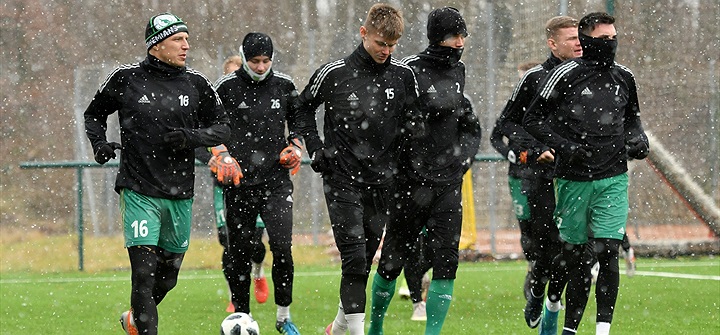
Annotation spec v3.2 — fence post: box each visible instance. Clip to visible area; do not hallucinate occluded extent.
[76,166,85,271]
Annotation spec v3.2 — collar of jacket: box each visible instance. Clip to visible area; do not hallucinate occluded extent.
[236,67,273,85]
[350,42,391,73]
[418,44,463,68]
[142,54,185,78]
[543,53,563,70]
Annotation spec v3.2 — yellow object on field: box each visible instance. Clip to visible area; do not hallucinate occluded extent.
[459,170,477,250]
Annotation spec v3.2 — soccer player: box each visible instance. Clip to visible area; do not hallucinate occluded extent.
[490,15,582,329]
[83,12,230,335]
[523,12,649,335]
[198,55,270,313]
[293,3,421,335]
[491,60,543,299]
[368,7,481,335]
[210,32,302,335]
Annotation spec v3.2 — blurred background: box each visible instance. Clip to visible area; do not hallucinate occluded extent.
[1,0,718,265]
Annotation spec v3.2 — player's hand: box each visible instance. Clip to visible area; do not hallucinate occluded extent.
[404,112,427,138]
[209,145,243,186]
[565,143,591,165]
[163,130,187,149]
[94,142,122,164]
[458,111,481,135]
[217,225,229,249]
[310,147,333,174]
[279,137,303,175]
[536,150,555,164]
[626,140,649,160]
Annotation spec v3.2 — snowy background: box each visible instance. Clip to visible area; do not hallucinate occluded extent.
[1,0,717,249]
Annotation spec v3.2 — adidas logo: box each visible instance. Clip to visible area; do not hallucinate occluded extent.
[286,195,293,203]
[427,85,437,93]
[347,93,359,101]
[438,294,453,301]
[138,95,151,104]
[239,101,250,109]
[181,240,189,248]
[581,87,593,96]
[376,291,391,298]
[618,227,625,234]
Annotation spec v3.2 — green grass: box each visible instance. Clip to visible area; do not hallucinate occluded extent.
[1,257,718,334]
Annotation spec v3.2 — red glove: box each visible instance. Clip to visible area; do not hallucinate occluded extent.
[209,145,243,186]
[518,150,528,164]
[279,137,303,175]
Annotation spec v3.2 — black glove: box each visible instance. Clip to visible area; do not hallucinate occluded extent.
[217,225,229,249]
[568,146,591,165]
[458,111,481,135]
[94,142,122,164]
[163,130,188,149]
[404,111,427,138]
[626,140,649,160]
[310,148,333,174]
[561,142,591,165]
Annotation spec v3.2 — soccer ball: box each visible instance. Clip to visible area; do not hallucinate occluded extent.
[220,312,260,335]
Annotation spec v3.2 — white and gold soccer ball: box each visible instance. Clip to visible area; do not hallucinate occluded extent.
[220,312,260,335]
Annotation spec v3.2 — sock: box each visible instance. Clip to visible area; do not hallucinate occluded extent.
[596,322,611,335]
[424,279,454,335]
[251,262,264,279]
[547,298,562,313]
[277,305,290,322]
[330,301,348,335]
[368,273,396,334]
[345,313,365,335]
[561,329,577,335]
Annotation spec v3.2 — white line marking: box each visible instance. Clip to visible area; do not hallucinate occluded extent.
[633,271,720,281]
[1,262,717,284]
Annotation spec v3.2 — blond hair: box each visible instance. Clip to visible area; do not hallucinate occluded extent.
[518,61,541,72]
[223,55,243,75]
[545,16,579,39]
[364,3,404,40]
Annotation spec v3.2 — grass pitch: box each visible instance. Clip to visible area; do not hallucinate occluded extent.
[1,252,718,334]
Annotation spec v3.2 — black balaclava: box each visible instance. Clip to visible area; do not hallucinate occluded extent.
[425,7,467,66]
[239,32,274,81]
[579,32,617,67]
[427,7,468,45]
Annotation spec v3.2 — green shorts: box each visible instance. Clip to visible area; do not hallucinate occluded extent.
[508,176,530,220]
[119,189,193,253]
[213,185,226,228]
[553,173,629,244]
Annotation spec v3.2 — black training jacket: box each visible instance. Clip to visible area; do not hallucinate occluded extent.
[490,55,560,180]
[211,68,299,187]
[400,47,481,185]
[84,55,230,199]
[294,43,419,186]
[523,58,647,181]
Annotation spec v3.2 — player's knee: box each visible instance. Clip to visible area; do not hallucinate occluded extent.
[594,238,621,272]
[340,249,368,276]
[431,248,459,279]
[269,245,293,265]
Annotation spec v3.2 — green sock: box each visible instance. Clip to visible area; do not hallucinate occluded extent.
[367,273,396,335]
[425,279,454,335]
